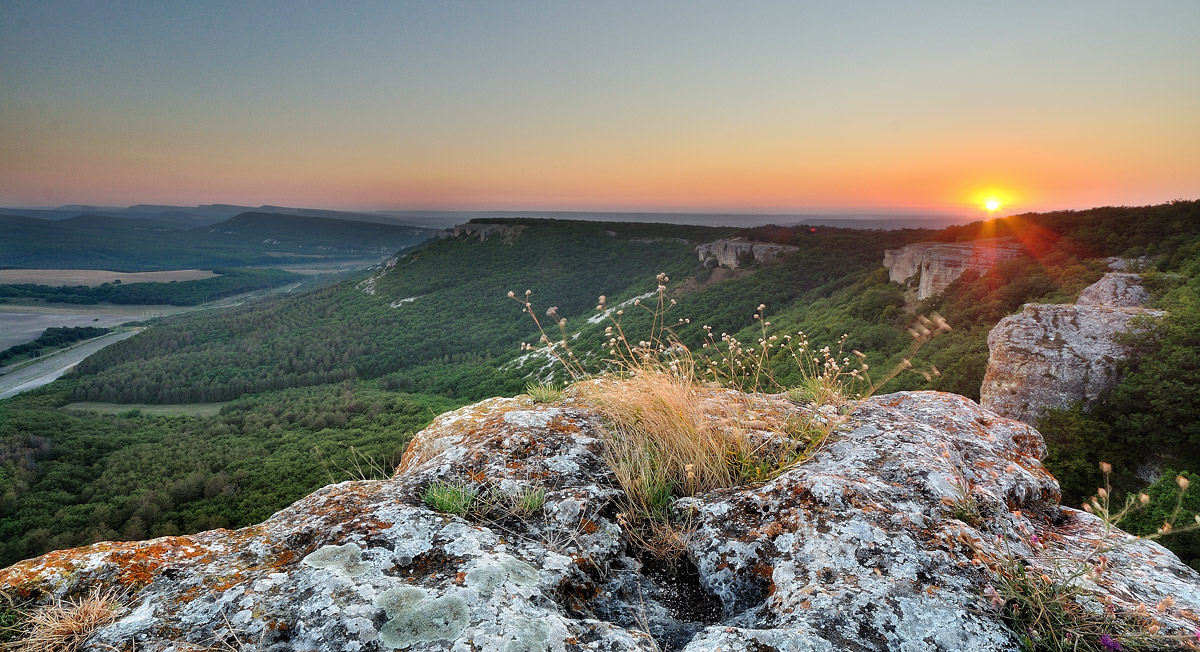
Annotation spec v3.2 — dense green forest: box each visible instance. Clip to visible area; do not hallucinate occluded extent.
[0,212,436,270]
[0,268,302,306]
[0,327,110,365]
[0,382,460,566]
[2,202,1198,569]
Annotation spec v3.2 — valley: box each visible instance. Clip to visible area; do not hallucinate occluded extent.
[1,201,1198,575]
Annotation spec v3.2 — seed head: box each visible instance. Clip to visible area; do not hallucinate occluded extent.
[1099,461,1113,474]
[1178,475,1190,491]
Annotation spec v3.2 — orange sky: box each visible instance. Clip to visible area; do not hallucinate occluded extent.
[2,2,1198,216]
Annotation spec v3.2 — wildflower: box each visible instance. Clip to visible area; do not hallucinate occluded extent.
[1099,461,1113,474]
[1097,487,1108,499]
[1098,633,1122,650]
[507,290,515,298]
[1139,492,1150,505]
[1178,475,1190,491]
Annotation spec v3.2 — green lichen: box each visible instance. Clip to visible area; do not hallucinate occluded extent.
[464,555,540,596]
[504,616,551,652]
[301,543,372,578]
[375,586,470,649]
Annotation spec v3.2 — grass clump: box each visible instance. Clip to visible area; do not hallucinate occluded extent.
[422,482,479,517]
[525,382,563,404]
[981,463,1200,651]
[511,486,547,516]
[4,587,125,652]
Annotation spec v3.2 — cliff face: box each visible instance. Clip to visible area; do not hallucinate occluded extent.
[696,239,797,269]
[883,238,1024,300]
[979,273,1162,426]
[4,389,1198,651]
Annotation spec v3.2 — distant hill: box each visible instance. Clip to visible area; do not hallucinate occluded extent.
[199,212,434,253]
[0,212,439,270]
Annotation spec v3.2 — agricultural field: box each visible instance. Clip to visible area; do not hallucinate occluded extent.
[0,269,217,286]
[62,401,230,417]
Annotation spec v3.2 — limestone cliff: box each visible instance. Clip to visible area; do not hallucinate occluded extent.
[696,239,797,269]
[980,273,1163,426]
[883,238,1024,300]
[4,389,1198,651]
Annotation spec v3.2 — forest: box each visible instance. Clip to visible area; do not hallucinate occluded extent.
[1,201,1198,569]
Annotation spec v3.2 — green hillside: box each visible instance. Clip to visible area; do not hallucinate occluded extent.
[2,202,1199,569]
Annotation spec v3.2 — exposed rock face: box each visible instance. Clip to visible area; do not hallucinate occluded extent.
[883,238,1024,300]
[4,391,1198,651]
[980,274,1162,425]
[452,223,527,242]
[696,239,797,269]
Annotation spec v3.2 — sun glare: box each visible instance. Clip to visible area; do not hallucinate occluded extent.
[985,198,1001,212]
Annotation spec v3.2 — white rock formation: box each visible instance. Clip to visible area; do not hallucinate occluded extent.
[980,273,1161,425]
[883,238,1025,300]
[696,239,798,269]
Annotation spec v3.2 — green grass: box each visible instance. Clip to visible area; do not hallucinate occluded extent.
[422,482,479,517]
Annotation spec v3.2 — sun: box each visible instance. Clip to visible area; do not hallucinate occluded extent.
[985,198,1002,212]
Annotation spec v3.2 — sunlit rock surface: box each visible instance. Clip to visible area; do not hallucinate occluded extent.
[4,391,1198,651]
[696,239,798,269]
[883,238,1024,300]
[980,273,1162,425]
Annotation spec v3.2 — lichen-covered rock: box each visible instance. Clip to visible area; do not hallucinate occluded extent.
[979,274,1163,425]
[696,239,798,269]
[883,238,1024,300]
[4,391,1198,651]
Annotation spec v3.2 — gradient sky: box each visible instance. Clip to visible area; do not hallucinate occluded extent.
[2,1,1198,216]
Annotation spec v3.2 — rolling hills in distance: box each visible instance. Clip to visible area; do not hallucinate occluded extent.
[0,211,439,270]
[0,200,1197,570]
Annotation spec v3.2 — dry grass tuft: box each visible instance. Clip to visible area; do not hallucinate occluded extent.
[8,587,124,652]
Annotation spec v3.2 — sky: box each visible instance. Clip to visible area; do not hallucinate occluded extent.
[2,1,1199,218]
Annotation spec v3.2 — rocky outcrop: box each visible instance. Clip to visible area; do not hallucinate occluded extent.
[696,239,797,269]
[5,389,1198,651]
[1076,272,1152,307]
[980,273,1162,425]
[883,238,1025,300]
[452,223,527,243]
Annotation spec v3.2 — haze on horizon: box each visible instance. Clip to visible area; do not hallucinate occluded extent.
[2,1,1198,219]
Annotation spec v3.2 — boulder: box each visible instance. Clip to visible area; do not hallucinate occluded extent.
[1076,272,1152,308]
[3,391,1198,651]
[980,274,1162,425]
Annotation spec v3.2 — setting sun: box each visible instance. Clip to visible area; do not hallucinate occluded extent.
[985,198,1002,212]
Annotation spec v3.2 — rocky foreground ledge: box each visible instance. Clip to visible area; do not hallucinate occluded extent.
[3,391,1199,651]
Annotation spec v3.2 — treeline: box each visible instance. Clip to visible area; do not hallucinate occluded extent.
[0,382,461,567]
[0,268,302,306]
[0,326,110,364]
